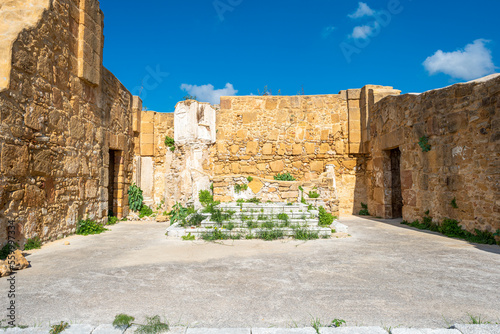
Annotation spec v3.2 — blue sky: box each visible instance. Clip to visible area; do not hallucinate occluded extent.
[100,0,499,112]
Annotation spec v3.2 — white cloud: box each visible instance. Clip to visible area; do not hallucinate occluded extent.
[423,39,496,81]
[348,2,375,19]
[322,26,336,39]
[350,22,379,39]
[180,83,238,104]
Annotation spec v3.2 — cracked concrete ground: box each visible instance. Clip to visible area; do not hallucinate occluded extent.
[0,216,499,328]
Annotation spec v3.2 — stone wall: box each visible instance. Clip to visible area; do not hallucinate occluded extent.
[133,108,174,207]
[213,164,339,216]
[212,95,364,214]
[0,0,136,246]
[365,74,500,233]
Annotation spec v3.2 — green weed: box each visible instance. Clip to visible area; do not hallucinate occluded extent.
[24,236,41,250]
[76,219,107,236]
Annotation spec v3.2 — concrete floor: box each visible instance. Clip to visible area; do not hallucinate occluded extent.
[1,216,499,328]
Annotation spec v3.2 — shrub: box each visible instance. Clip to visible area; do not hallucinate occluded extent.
[128,183,143,212]
[451,197,458,209]
[135,315,169,334]
[199,189,214,206]
[247,176,253,182]
[168,202,189,225]
[257,229,284,241]
[277,213,289,222]
[402,218,498,245]
[318,206,335,227]
[308,191,320,198]
[274,172,296,181]
[246,198,261,204]
[76,219,107,236]
[187,213,205,227]
[182,233,196,241]
[359,202,370,216]
[164,136,175,152]
[294,228,319,240]
[261,221,275,229]
[49,322,69,334]
[418,136,431,152]
[0,243,17,260]
[139,205,153,218]
[201,227,231,241]
[24,236,42,250]
[107,216,119,225]
[234,184,248,193]
[113,314,135,331]
[183,94,197,101]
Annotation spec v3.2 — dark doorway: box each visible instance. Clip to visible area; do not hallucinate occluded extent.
[108,150,117,216]
[390,148,403,218]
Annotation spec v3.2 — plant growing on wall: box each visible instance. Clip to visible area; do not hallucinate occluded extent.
[359,202,370,216]
[451,198,458,209]
[128,183,144,212]
[199,190,214,206]
[183,94,197,101]
[234,184,248,193]
[164,136,175,152]
[274,172,296,181]
[308,190,320,198]
[418,136,431,152]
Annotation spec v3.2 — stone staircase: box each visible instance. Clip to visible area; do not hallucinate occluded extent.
[166,202,333,238]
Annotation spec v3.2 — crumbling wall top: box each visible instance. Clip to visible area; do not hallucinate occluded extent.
[0,0,51,92]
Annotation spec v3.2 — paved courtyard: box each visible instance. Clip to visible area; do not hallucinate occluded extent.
[1,216,499,329]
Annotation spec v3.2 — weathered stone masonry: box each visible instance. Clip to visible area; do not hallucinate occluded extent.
[1,0,498,248]
[0,0,138,245]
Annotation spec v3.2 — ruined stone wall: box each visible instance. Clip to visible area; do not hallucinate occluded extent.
[213,164,339,216]
[365,74,500,233]
[0,0,136,246]
[212,95,363,214]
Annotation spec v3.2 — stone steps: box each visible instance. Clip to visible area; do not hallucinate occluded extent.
[202,202,321,229]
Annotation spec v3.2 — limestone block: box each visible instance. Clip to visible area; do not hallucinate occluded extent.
[220,98,231,110]
[262,143,273,155]
[320,143,330,154]
[231,163,240,174]
[1,144,29,177]
[265,98,278,110]
[242,112,257,124]
[236,129,247,139]
[321,129,330,140]
[305,143,315,154]
[246,141,258,155]
[240,165,257,174]
[310,161,324,172]
[141,144,154,156]
[248,179,264,194]
[281,191,299,198]
[292,144,302,155]
[25,104,46,131]
[270,160,284,172]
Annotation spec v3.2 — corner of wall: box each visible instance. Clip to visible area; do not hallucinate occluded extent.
[0,0,51,92]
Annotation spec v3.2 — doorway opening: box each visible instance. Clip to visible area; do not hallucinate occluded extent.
[389,147,403,218]
[108,150,121,217]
